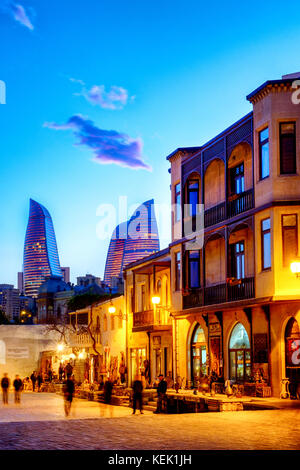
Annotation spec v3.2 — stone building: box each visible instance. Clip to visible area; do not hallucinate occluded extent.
[68,295,126,384]
[166,73,300,397]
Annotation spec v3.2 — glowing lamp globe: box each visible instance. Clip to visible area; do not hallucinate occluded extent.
[291,261,300,276]
[108,305,116,314]
[151,296,161,305]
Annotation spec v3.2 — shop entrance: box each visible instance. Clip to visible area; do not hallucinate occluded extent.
[229,322,251,382]
[191,324,207,387]
[285,317,300,397]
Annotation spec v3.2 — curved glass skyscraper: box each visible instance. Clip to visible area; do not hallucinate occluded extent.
[23,199,62,297]
[104,199,160,286]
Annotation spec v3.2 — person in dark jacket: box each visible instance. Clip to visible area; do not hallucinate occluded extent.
[59,363,64,381]
[63,374,75,417]
[132,374,143,414]
[1,373,10,404]
[30,371,37,392]
[103,378,113,404]
[37,372,43,392]
[13,375,23,404]
[154,374,167,414]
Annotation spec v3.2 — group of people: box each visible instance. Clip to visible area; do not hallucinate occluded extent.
[1,373,23,404]
[132,373,167,414]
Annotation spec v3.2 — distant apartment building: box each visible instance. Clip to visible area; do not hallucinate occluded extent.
[17,272,24,293]
[77,274,102,287]
[61,267,70,284]
[0,284,20,322]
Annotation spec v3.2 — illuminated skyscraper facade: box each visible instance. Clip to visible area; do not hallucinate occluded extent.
[23,199,62,298]
[104,199,160,286]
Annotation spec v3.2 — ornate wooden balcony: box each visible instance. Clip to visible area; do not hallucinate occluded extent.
[227,188,254,219]
[204,283,226,305]
[227,276,255,302]
[133,310,154,328]
[182,289,203,309]
[182,276,255,309]
[204,202,226,227]
[133,309,171,331]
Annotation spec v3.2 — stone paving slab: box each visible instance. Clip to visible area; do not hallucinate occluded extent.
[0,393,299,450]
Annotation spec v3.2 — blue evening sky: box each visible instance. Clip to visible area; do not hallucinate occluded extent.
[0,0,300,285]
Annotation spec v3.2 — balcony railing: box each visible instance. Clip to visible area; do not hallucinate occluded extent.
[133,310,154,328]
[133,308,171,329]
[182,276,255,309]
[204,283,226,305]
[203,188,254,228]
[227,189,254,219]
[204,202,226,228]
[183,289,203,309]
[227,276,255,302]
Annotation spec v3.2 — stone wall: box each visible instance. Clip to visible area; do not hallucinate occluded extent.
[0,325,61,383]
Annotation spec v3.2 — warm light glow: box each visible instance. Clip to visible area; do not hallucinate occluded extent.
[70,353,76,359]
[291,260,300,275]
[57,344,64,352]
[78,352,84,359]
[151,296,161,305]
[108,305,116,314]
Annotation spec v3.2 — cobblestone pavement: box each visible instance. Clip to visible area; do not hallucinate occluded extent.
[0,393,299,450]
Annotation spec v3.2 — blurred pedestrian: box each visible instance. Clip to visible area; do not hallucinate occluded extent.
[154,374,167,414]
[13,375,23,404]
[103,378,113,404]
[1,373,10,404]
[37,372,43,392]
[48,367,53,383]
[65,362,73,378]
[132,374,143,414]
[30,371,37,392]
[63,374,75,417]
[59,363,63,381]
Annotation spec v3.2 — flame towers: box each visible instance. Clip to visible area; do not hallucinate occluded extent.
[104,199,160,286]
[23,199,62,298]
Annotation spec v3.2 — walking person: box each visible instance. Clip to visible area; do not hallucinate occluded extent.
[63,374,75,417]
[30,371,37,392]
[103,378,113,404]
[132,374,143,414]
[13,375,23,404]
[37,372,43,392]
[154,374,167,414]
[1,373,10,405]
[59,363,63,382]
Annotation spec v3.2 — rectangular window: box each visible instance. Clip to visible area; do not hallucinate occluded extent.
[282,214,298,267]
[259,127,269,179]
[175,251,181,291]
[187,180,199,217]
[261,218,271,270]
[230,163,244,195]
[141,284,145,311]
[230,241,245,279]
[174,183,181,222]
[280,122,296,174]
[188,250,200,288]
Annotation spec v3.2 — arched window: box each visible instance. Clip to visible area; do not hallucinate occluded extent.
[229,323,251,382]
[103,314,107,332]
[111,315,115,330]
[285,318,300,396]
[96,316,100,333]
[191,324,207,387]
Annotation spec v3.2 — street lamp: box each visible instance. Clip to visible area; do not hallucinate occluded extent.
[57,343,64,352]
[108,304,116,314]
[290,259,300,278]
[151,296,161,305]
